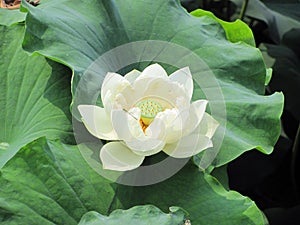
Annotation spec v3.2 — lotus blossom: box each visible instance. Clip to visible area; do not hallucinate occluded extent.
[78,64,219,171]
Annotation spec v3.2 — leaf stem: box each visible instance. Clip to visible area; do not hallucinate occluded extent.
[291,123,300,200]
[239,0,249,21]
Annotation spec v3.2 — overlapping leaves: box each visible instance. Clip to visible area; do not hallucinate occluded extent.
[0,137,267,225]
[0,1,286,224]
[0,24,73,168]
[22,0,283,167]
[78,205,185,225]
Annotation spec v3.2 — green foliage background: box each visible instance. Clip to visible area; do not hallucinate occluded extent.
[0,0,286,224]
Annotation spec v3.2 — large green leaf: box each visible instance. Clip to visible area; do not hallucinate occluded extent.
[0,24,73,168]
[0,137,115,225]
[22,0,284,167]
[78,205,185,225]
[0,137,267,225]
[114,162,268,225]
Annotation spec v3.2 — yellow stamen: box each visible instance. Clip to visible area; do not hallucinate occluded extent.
[139,119,148,133]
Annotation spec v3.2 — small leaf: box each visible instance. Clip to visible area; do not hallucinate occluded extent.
[231,0,300,43]
[265,68,272,85]
[78,205,185,225]
[190,9,256,46]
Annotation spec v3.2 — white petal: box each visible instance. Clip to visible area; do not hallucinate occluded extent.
[136,63,168,81]
[175,96,190,109]
[163,133,212,158]
[169,67,193,100]
[130,78,188,110]
[101,72,130,109]
[121,66,189,108]
[145,117,166,139]
[100,142,144,171]
[111,90,136,112]
[111,108,143,140]
[126,138,165,157]
[78,105,118,140]
[102,91,125,114]
[129,64,171,105]
[118,117,165,157]
[163,112,218,158]
[102,91,113,114]
[124,69,141,83]
[110,108,166,156]
[155,108,186,143]
[183,100,208,135]
[197,112,219,138]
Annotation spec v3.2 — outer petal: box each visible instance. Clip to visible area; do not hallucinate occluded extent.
[183,100,208,135]
[111,108,143,140]
[145,116,166,139]
[135,63,168,81]
[155,108,185,143]
[101,72,130,109]
[78,105,118,140]
[111,108,166,156]
[103,91,127,114]
[126,139,165,157]
[163,133,212,158]
[124,69,141,83]
[100,142,144,171]
[125,117,166,157]
[163,112,219,158]
[197,112,219,138]
[122,77,188,110]
[120,66,190,109]
[169,67,193,100]
[126,64,173,107]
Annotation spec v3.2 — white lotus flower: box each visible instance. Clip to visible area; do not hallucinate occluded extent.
[78,64,219,171]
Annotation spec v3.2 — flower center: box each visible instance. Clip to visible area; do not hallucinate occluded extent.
[137,99,163,126]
